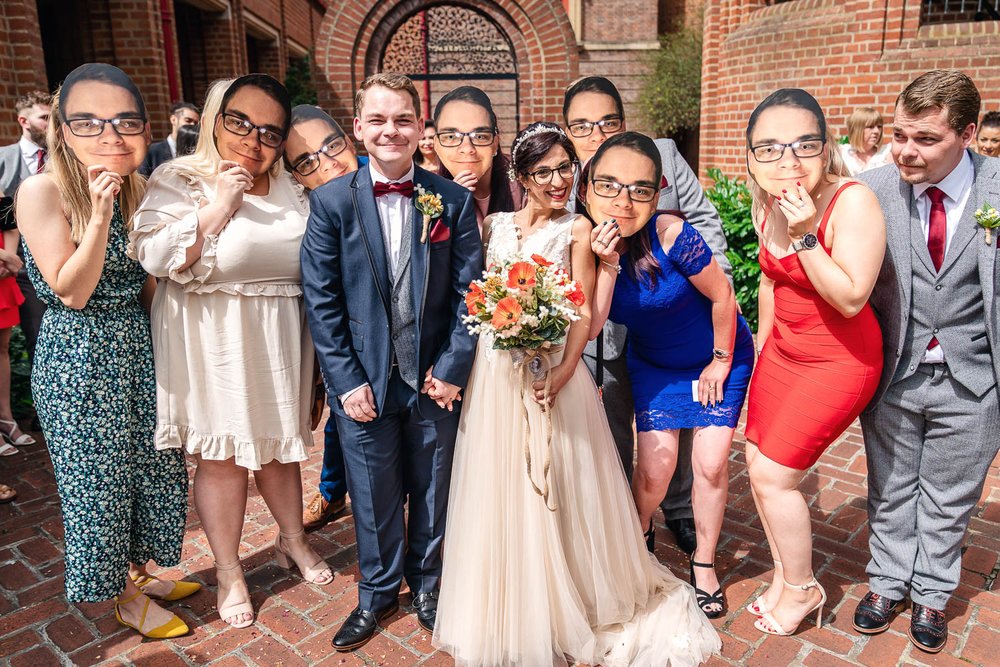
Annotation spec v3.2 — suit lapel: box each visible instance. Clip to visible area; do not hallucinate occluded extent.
[975,156,1000,338]
[410,166,431,329]
[939,155,985,276]
[351,168,391,312]
[894,178,914,311]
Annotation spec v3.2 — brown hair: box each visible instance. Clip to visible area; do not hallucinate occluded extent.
[354,73,420,118]
[846,107,883,153]
[15,90,51,114]
[896,70,981,135]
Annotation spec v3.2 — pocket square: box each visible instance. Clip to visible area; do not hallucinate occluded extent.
[429,219,451,243]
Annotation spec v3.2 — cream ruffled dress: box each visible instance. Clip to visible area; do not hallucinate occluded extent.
[130,166,314,470]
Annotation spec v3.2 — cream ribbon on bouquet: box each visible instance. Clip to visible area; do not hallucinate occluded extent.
[511,343,562,512]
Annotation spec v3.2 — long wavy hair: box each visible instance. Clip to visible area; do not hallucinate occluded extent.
[42,63,148,243]
[589,132,664,287]
[745,89,848,217]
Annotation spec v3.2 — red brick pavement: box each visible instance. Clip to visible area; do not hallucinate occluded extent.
[1,415,998,666]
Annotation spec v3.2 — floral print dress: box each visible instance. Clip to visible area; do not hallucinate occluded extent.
[24,202,188,603]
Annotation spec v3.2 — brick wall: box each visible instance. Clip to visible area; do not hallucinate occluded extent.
[0,1,50,145]
[699,0,1000,182]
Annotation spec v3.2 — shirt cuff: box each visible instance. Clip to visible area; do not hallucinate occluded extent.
[339,383,370,404]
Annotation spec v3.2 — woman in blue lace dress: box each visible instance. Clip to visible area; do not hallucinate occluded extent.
[588,133,754,618]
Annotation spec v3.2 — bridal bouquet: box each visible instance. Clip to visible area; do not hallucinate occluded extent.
[463,254,585,350]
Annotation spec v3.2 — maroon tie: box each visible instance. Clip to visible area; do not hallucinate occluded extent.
[926,186,947,349]
[373,180,414,198]
[36,149,46,174]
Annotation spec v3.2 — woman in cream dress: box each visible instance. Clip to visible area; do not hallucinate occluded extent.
[131,75,331,630]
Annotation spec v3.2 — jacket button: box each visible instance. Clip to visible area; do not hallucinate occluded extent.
[935,284,942,291]
[933,328,939,334]
[909,364,916,371]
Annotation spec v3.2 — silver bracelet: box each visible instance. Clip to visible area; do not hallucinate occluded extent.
[600,260,621,274]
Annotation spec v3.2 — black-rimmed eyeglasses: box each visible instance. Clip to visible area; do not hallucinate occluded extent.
[749,139,825,163]
[65,116,147,137]
[220,112,285,148]
[567,117,623,138]
[589,178,658,203]
[436,130,496,147]
[292,136,349,176]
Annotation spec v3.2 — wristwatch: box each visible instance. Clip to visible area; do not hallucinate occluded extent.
[791,232,819,252]
[712,348,732,361]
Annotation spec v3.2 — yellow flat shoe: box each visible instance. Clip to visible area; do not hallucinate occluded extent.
[132,574,202,601]
[115,590,190,639]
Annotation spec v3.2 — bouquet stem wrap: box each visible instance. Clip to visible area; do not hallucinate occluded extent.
[511,343,562,512]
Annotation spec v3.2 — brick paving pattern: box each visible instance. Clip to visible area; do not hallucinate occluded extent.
[1,413,998,666]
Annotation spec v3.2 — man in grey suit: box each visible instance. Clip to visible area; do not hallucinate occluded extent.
[563,77,732,555]
[855,70,1000,654]
[0,90,51,360]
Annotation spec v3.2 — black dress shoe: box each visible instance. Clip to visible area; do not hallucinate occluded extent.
[412,591,438,633]
[909,602,948,653]
[332,602,398,652]
[852,591,904,634]
[664,516,697,555]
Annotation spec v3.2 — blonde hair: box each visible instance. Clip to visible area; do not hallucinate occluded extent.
[846,107,884,153]
[41,84,146,244]
[354,73,421,118]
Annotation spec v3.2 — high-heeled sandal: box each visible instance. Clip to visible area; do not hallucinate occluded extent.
[131,573,202,601]
[215,559,254,628]
[643,520,655,554]
[274,530,333,585]
[746,559,782,616]
[0,419,35,446]
[689,558,726,619]
[754,577,827,636]
[114,590,189,639]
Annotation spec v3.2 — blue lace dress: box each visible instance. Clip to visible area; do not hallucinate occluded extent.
[609,219,754,431]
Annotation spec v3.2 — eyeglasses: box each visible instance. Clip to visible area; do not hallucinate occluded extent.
[749,139,825,163]
[589,178,658,203]
[65,116,146,137]
[527,161,578,185]
[292,136,349,176]
[220,112,284,148]
[436,130,496,147]
[567,117,623,138]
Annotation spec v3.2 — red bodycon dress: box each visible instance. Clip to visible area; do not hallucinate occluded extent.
[745,182,883,469]
[0,232,24,328]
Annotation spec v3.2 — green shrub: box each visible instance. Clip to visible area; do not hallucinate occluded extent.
[639,28,703,137]
[704,168,761,331]
[9,326,33,418]
[285,55,318,106]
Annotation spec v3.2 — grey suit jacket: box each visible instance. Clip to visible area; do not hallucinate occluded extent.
[859,151,1000,406]
[0,143,29,197]
[578,137,731,360]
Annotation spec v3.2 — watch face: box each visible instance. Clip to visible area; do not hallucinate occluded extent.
[802,233,819,249]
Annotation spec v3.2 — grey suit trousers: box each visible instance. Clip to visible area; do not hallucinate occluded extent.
[860,364,1000,609]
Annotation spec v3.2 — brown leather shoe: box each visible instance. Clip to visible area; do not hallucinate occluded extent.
[303,492,348,531]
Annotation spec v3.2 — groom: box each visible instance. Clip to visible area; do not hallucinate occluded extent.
[301,73,481,651]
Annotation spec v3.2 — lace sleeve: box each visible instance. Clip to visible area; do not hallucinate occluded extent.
[668,222,713,278]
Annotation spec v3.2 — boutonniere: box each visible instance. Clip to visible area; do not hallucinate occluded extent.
[974,203,1000,245]
[415,185,444,243]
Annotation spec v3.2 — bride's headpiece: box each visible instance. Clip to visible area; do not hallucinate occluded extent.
[507,124,568,182]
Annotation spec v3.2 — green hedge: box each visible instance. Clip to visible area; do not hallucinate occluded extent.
[10,326,33,418]
[704,168,761,331]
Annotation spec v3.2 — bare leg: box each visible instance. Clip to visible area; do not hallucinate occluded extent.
[748,451,823,629]
[632,429,680,529]
[254,460,331,584]
[689,425,735,612]
[194,456,253,625]
[746,442,785,608]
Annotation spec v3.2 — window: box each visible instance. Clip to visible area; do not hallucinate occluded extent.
[921,0,1000,25]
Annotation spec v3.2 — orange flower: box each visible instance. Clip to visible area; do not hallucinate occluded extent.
[465,283,485,315]
[506,261,537,289]
[491,296,522,329]
[531,254,553,267]
[567,281,585,307]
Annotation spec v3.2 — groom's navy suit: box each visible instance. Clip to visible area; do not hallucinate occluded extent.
[301,163,481,611]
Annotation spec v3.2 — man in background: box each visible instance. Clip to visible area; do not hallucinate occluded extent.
[139,101,200,176]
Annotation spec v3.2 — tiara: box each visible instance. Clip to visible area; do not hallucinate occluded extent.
[508,125,568,182]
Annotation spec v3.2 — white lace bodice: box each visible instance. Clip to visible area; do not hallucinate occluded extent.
[486,211,578,271]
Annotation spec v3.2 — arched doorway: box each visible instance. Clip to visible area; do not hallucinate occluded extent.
[377,5,520,142]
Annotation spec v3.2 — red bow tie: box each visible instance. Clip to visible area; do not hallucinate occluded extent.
[373,180,414,198]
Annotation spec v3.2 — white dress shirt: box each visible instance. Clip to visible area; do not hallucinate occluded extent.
[912,150,974,363]
[339,161,416,405]
[167,134,177,158]
[18,136,44,175]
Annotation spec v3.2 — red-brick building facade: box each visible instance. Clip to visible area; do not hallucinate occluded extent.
[0,0,689,143]
[699,0,1000,178]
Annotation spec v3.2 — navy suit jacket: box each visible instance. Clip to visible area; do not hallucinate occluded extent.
[139,140,173,177]
[301,164,482,421]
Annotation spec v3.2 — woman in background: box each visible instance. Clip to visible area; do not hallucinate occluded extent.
[414,119,442,173]
[839,107,891,175]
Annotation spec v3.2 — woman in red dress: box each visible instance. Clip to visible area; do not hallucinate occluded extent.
[743,89,884,636]
[0,222,31,457]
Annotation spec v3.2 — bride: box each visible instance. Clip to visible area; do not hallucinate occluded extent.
[433,122,721,666]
